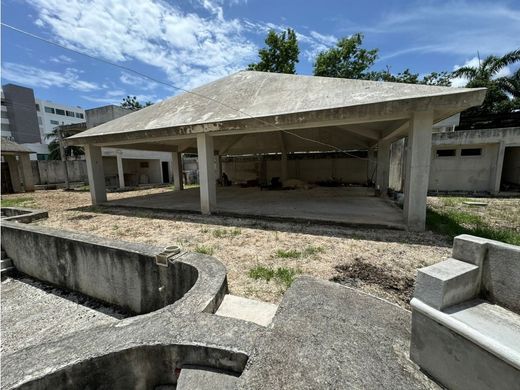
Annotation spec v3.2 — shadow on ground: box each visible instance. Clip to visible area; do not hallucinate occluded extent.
[67,204,451,248]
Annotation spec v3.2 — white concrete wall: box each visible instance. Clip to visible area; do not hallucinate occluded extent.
[103,156,162,187]
[222,156,369,184]
[429,144,499,192]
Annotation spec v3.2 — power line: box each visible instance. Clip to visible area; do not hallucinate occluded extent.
[1,22,371,160]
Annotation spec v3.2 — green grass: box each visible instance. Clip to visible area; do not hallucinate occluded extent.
[275,246,325,259]
[212,228,241,238]
[276,249,301,258]
[194,245,214,255]
[0,197,35,207]
[248,266,300,288]
[427,208,520,246]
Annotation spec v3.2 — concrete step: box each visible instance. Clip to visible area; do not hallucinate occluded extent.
[176,367,239,390]
[216,294,278,327]
[1,259,13,270]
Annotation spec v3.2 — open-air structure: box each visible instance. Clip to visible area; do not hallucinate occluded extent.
[67,71,486,231]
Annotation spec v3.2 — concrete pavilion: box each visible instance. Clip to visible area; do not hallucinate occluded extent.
[67,71,486,231]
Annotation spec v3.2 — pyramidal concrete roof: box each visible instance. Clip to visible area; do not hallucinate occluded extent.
[68,71,485,144]
[1,137,34,154]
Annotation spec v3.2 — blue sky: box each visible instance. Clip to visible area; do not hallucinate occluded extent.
[2,0,519,109]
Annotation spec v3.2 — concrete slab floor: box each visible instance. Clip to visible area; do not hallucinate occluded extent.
[106,187,405,229]
[1,276,125,355]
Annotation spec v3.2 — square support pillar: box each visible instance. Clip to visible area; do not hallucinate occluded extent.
[116,151,125,189]
[19,154,35,192]
[4,155,23,193]
[281,151,288,183]
[197,133,216,214]
[215,155,222,180]
[85,144,107,204]
[403,111,434,231]
[376,139,391,194]
[172,151,183,191]
[492,141,505,194]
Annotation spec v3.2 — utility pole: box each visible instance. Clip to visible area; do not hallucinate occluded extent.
[57,126,70,190]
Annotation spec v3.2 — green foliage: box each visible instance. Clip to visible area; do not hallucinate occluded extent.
[452,49,520,115]
[0,197,34,207]
[121,95,153,111]
[248,266,300,288]
[44,127,84,161]
[301,245,325,256]
[212,228,242,238]
[276,248,301,258]
[248,28,299,74]
[313,33,451,86]
[426,209,520,246]
[313,33,377,79]
[194,245,214,255]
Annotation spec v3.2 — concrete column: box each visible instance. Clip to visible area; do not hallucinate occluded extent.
[215,155,222,180]
[4,155,23,193]
[281,151,288,182]
[376,139,391,195]
[492,141,505,194]
[116,151,125,189]
[19,154,35,192]
[368,147,377,185]
[172,151,183,191]
[403,111,434,231]
[85,144,107,204]
[197,133,216,214]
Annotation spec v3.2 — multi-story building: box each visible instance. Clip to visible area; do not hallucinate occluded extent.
[1,83,86,160]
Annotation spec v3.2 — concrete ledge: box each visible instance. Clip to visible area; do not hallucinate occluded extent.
[410,307,520,390]
[0,207,48,223]
[1,222,227,315]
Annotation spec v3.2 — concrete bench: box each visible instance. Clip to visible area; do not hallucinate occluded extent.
[410,234,520,390]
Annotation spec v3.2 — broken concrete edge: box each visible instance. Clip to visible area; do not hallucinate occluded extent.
[0,207,48,223]
[410,298,520,370]
[1,313,263,390]
[1,220,228,315]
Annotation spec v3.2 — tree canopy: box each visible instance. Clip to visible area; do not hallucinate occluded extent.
[313,33,377,79]
[452,50,520,115]
[248,28,299,74]
[121,95,153,110]
[45,127,84,161]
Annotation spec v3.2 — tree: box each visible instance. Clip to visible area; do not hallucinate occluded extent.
[121,95,153,110]
[248,28,299,74]
[45,127,84,161]
[365,67,452,86]
[452,49,520,114]
[313,33,378,79]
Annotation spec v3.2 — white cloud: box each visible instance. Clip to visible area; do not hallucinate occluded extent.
[50,54,75,64]
[119,72,159,91]
[28,0,258,90]
[1,62,100,92]
[450,56,513,87]
[362,1,520,60]
[81,92,158,105]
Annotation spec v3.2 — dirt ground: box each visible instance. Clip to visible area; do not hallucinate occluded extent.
[2,188,455,309]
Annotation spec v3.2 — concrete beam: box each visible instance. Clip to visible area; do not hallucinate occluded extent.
[376,139,391,194]
[197,133,216,214]
[172,151,183,191]
[403,111,434,231]
[85,144,107,204]
[116,151,125,189]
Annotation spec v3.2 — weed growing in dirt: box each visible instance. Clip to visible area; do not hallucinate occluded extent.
[194,245,214,255]
[302,245,324,256]
[276,249,301,258]
[213,228,241,238]
[249,266,300,287]
[0,197,34,207]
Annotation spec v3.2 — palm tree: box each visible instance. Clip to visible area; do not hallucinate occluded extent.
[453,49,520,115]
[44,127,84,160]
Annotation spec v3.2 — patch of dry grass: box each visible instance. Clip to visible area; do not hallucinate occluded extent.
[2,189,459,308]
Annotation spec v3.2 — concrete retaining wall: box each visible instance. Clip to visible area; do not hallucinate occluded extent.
[1,222,227,314]
[32,160,88,185]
